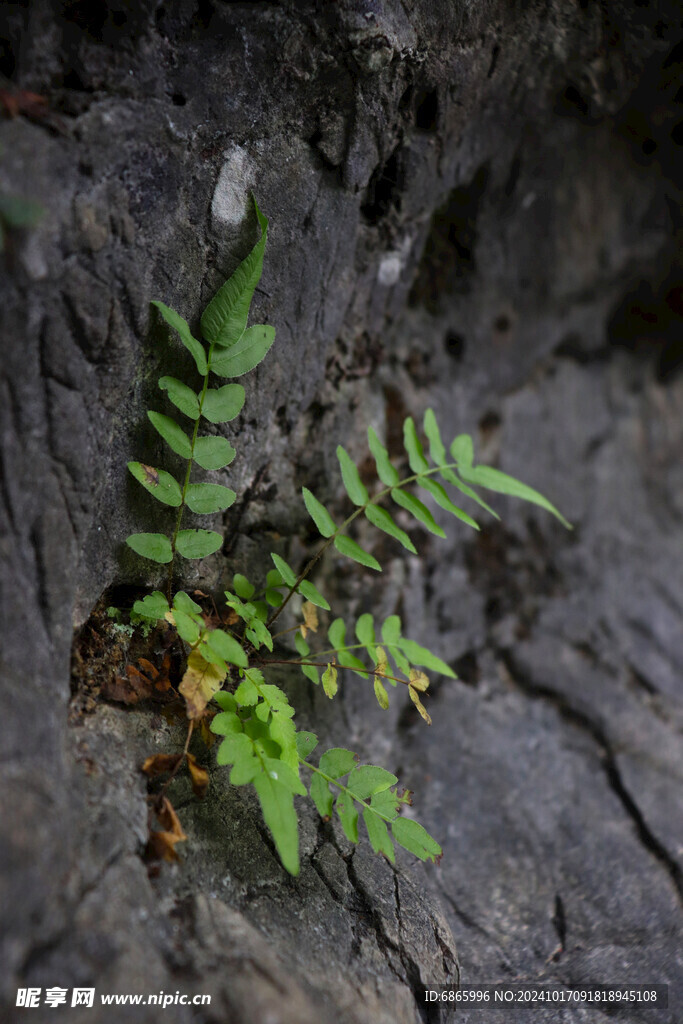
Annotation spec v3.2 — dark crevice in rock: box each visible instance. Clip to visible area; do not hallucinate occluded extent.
[361,143,405,224]
[409,164,490,312]
[414,86,439,132]
[500,651,683,905]
[550,893,566,957]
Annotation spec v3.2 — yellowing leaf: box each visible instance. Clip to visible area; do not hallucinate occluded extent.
[374,677,389,710]
[301,600,319,640]
[408,685,432,725]
[179,649,226,720]
[322,663,338,700]
[409,668,430,692]
[375,647,390,678]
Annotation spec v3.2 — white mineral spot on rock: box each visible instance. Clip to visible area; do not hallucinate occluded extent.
[378,253,402,286]
[211,147,253,229]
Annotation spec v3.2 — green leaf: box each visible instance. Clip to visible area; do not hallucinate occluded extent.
[174,591,203,614]
[126,532,173,564]
[253,772,300,875]
[381,616,411,675]
[193,435,236,471]
[368,426,400,486]
[335,792,359,843]
[296,731,318,758]
[363,809,395,862]
[232,574,255,599]
[301,664,319,685]
[230,756,262,786]
[399,637,456,678]
[253,680,295,718]
[347,765,398,800]
[147,411,192,459]
[202,383,246,424]
[201,198,269,348]
[328,617,346,650]
[302,488,337,538]
[458,465,572,528]
[215,733,252,766]
[423,409,447,466]
[298,580,330,610]
[173,609,200,644]
[419,476,480,530]
[355,613,375,648]
[132,590,170,618]
[336,445,369,506]
[269,715,299,772]
[450,434,473,468]
[391,817,442,862]
[213,691,238,714]
[448,474,500,519]
[151,301,207,375]
[294,630,310,657]
[322,663,338,699]
[210,325,276,377]
[211,709,241,735]
[127,463,182,507]
[391,488,445,538]
[263,758,306,797]
[175,529,223,559]
[271,553,297,587]
[365,505,417,554]
[403,417,429,474]
[205,629,248,667]
[370,789,400,819]
[319,747,358,779]
[310,772,333,818]
[334,535,381,571]
[185,483,236,514]
[235,676,259,705]
[337,649,369,678]
[159,376,200,420]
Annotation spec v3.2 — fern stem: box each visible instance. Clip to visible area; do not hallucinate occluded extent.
[298,758,399,826]
[266,461,462,629]
[166,344,216,600]
[256,657,411,688]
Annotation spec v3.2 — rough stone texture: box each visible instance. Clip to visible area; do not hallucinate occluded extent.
[1,2,681,1022]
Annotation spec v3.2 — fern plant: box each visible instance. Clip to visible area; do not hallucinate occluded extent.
[126,196,570,875]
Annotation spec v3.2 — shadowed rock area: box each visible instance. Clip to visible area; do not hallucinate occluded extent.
[1,2,681,1022]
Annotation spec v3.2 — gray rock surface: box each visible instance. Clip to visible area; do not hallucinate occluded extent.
[1,1,681,1022]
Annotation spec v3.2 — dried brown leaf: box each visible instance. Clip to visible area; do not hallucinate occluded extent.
[141,754,181,777]
[147,797,187,862]
[186,753,210,798]
[300,601,318,640]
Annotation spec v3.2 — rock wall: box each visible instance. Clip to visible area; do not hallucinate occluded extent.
[1,2,681,1022]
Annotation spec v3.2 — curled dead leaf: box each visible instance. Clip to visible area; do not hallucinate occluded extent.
[147,797,187,862]
[142,753,181,777]
[186,753,210,798]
